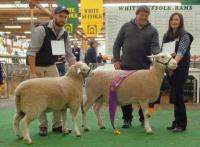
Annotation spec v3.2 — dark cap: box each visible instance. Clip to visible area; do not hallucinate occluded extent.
[54,6,70,15]
[136,5,150,14]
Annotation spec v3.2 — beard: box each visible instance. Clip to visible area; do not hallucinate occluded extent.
[55,19,65,27]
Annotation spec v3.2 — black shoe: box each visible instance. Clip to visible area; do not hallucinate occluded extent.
[121,120,132,129]
[166,121,177,130]
[173,127,186,132]
[166,126,175,130]
[39,127,48,136]
[52,126,72,133]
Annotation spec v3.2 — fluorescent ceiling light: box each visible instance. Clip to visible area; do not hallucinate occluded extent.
[24,31,31,34]
[5,26,22,29]
[41,4,49,7]
[16,35,26,38]
[0,4,28,8]
[17,17,37,20]
[5,32,11,34]
[15,4,29,8]
[52,4,58,7]
[0,4,15,8]
[0,3,51,8]
[95,38,106,41]
[103,3,181,7]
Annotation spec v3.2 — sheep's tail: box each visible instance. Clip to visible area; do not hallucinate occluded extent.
[15,93,22,113]
[15,88,24,116]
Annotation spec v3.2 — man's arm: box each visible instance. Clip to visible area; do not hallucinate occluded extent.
[64,37,76,66]
[113,25,125,62]
[27,26,45,78]
[28,56,37,78]
[113,24,125,69]
[150,29,161,54]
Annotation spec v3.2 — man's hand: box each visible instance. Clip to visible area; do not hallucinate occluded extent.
[114,62,121,70]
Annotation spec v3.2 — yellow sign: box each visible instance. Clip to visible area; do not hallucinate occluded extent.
[64,23,73,34]
[81,0,103,38]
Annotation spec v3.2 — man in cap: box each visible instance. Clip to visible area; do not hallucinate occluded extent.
[113,5,160,128]
[27,6,76,136]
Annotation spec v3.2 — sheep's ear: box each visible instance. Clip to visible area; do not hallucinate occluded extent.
[148,54,160,58]
[147,55,156,58]
[76,67,81,74]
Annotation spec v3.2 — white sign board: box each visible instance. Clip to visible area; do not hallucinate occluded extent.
[51,40,65,55]
[105,5,200,56]
[162,41,176,53]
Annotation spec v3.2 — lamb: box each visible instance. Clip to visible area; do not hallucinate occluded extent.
[82,53,177,134]
[13,62,91,144]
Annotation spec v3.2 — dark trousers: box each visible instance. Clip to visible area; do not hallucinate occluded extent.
[168,67,189,129]
[56,63,66,76]
[120,66,144,122]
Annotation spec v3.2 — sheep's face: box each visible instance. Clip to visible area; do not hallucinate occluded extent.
[73,62,91,78]
[149,53,177,70]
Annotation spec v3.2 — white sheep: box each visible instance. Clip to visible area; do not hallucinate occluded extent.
[82,53,177,134]
[13,62,91,144]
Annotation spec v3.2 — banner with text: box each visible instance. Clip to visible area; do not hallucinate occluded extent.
[57,0,79,34]
[81,0,103,38]
[105,5,200,55]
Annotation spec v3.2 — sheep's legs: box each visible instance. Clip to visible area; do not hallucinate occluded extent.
[82,96,97,131]
[139,102,153,134]
[93,99,105,129]
[13,112,24,139]
[70,107,81,137]
[61,109,69,135]
[22,115,33,144]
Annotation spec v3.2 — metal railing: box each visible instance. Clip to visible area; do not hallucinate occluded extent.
[0,61,29,99]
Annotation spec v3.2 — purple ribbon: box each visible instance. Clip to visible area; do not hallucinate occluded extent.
[109,70,136,129]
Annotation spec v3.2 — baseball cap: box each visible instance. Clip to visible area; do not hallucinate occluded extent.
[54,6,70,15]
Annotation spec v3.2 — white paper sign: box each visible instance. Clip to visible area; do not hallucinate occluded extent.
[51,40,65,55]
[162,41,176,53]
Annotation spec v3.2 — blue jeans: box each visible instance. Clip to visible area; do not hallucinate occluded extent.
[56,63,66,76]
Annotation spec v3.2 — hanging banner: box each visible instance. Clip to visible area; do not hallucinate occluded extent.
[56,0,79,34]
[81,0,103,38]
[181,0,200,5]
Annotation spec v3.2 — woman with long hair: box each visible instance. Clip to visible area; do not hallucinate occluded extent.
[164,12,193,132]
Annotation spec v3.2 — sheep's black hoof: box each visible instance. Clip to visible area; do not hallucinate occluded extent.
[76,134,81,137]
[100,126,106,129]
[84,128,90,132]
[68,129,72,133]
[147,131,153,135]
[17,135,23,140]
[63,132,70,135]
